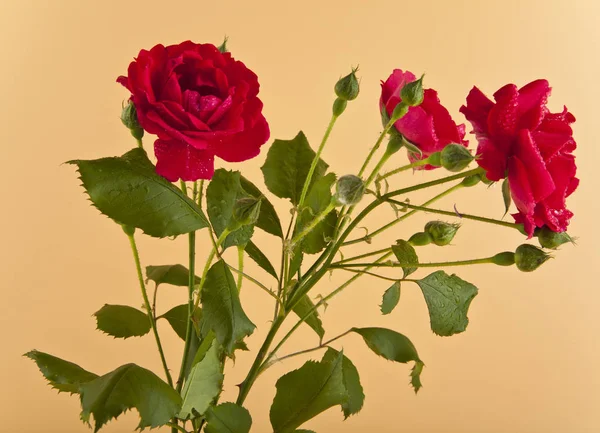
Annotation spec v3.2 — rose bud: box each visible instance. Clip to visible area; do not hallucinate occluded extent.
[440,143,475,172]
[334,67,360,101]
[536,226,575,249]
[400,74,425,107]
[335,175,366,206]
[514,244,551,272]
[490,251,516,266]
[229,196,262,231]
[424,221,460,246]
[120,101,144,140]
[408,231,433,246]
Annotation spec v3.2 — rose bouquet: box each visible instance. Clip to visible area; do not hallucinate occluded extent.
[26,40,578,433]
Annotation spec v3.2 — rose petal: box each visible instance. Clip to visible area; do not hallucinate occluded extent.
[508,156,536,237]
[488,84,519,145]
[211,115,270,162]
[380,69,417,111]
[516,79,551,131]
[475,135,508,181]
[460,86,494,134]
[154,139,215,181]
[420,89,467,146]
[514,130,555,201]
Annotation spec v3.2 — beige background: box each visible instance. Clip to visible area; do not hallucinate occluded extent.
[1,0,599,432]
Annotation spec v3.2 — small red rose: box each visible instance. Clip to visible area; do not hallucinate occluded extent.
[380,69,467,168]
[117,41,270,181]
[460,80,578,237]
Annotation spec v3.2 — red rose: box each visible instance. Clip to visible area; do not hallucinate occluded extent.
[117,41,270,181]
[460,80,578,237]
[380,69,467,168]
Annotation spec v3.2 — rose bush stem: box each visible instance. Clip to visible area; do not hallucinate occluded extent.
[331,257,495,269]
[274,329,354,364]
[383,199,524,231]
[342,182,465,246]
[378,158,430,182]
[126,233,173,387]
[297,114,339,213]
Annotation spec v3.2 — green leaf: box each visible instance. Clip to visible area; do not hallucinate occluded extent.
[416,271,478,336]
[204,403,252,433]
[146,264,200,287]
[207,169,255,249]
[245,240,278,280]
[25,350,98,394]
[80,363,182,432]
[93,304,151,339]
[158,304,202,341]
[201,260,255,355]
[322,348,364,419]
[179,340,223,420]
[68,148,208,238]
[296,173,338,254]
[380,282,401,315]
[261,131,329,205]
[352,327,424,392]
[392,239,419,277]
[270,350,348,433]
[240,176,283,238]
[292,293,325,339]
[502,178,512,216]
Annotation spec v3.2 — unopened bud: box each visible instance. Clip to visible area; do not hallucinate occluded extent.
[229,196,261,231]
[440,144,474,172]
[335,175,365,206]
[491,251,515,266]
[536,226,574,250]
[425,220,460,246]
[334,67,360,101]
[121,100,144,140]
[400,75,424,107]
[408,231,432,246]
[514,244,551,272]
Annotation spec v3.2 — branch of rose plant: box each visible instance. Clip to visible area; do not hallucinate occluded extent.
[226,263,280,301]
[125,232,173,387]
[335,107,408,237]
[271,329,354,364]
[342,178,472,246]
[333,267,402,282]
[274,214,296,321]
[381,198,525,232]
[236,168,482,405]
[331,257,498,269]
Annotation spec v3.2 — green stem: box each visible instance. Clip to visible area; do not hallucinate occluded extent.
[193,230,230,312]
[334,246,392,264]
[288,201,336,251]
[378,158,430,182]
[226,264,279,301]
[343,182,466,246]
[331,257,495,269]
[358,117,396,177]
[274,329,353,364]
[236,314,286,405]
[334,268,401,282]
[136,137,143,148]
[126,234,173,387]
[384,199,524,231]
[197,180,205,207]
[297,114,338,211]
[236,246,245,292]
[166,422,189,433]
[175,230,196,394]
[364,151,392,189]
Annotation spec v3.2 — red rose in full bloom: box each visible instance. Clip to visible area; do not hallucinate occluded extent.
[460,80,578,237]
[117,41,270,181]
[380,69,467,168]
